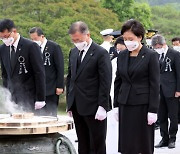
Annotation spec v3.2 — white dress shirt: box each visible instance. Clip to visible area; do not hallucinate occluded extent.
[80,38,93,62]
[40,38,47,53]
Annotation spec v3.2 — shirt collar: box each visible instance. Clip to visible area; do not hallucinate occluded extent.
[83,38,92,53]
[163,45,168,55]
[12,33,20,49]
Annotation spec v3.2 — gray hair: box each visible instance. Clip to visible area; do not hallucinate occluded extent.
[151,34,166,47]
[68,21,89,34]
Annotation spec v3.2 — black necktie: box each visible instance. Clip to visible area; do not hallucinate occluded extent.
[159,53,164,67]
[11,45,16,69]
[77,50,84,70]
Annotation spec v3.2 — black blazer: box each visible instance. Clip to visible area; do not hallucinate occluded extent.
[0,36,46,108]
[66,42,112,116]
[160,47,180,97]
[114,45,160,113]
[43,40,64,96]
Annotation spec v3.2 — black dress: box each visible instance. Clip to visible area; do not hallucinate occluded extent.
[118,56,155,154]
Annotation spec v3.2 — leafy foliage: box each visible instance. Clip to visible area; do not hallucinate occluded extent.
[151,5,180,44]
[0,0,122,73]
[101,0,152,29]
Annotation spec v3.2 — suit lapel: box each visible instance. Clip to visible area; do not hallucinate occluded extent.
[75,42,95,80]
[128,46,146,77]
[43,41,49,54]
[161,49,170,72]
[11,37,23,76]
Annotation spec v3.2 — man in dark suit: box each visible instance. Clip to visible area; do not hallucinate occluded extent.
[152,34,180,149]
[29,27,64,116]
[66,21,112,154]
[0,19,46,112]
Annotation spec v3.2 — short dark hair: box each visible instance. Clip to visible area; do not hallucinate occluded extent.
[114,36,125,47]
[68,21,89,34]
[0,19,16,32]
[29,27,44,36]
[172,37,180,43]
[151,34,166,47]
[121,19,145,41]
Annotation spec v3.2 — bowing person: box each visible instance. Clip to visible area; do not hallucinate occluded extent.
[153,35,180,149]
[0,19,46,112]
[114,19,160,154]
[29,27,64,116]
[66,21,112,154]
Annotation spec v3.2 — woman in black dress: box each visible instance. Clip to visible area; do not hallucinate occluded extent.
[114,19,160,154]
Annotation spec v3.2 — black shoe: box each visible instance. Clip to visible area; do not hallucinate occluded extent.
[155,140,168,148]
[168,141,175,149]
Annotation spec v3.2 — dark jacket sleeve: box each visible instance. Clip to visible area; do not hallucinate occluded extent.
[66,50,72,97]
[53,44,64,89]
[0,55,8,88]
[148,52,160,113]
[98,50,112,111]
[113,56,122,108]
[29,42,46,101]
[174,51,180,92]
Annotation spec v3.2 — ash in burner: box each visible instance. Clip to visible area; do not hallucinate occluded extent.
[0,86,23,114]
[12,112,34,119]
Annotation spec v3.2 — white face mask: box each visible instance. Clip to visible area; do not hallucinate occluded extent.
[124,41,139,51]
[173,46,180,52]
[2,37,14,46]
[74,41,87,51]
[146,39,152,46]
[154,48,164,54]
[33,40,42,46]
[117,50,121,54]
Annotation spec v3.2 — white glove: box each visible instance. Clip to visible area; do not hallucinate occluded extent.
[35,101,46,110]
[147,112,157,125]
[113,107,119,121]
[95,106,107,121]
[67,111,73,117]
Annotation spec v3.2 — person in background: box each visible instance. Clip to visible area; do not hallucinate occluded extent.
[109,36,126,60]
[106,36,126,154]
[152,34,180,149]
[29,27,64,117]
[114,19,160,154]
[0,19,46,113]
[100,29,114,52]
[66,21,112,154]
[172,37,180,52]
[145,29,158,49]
[171,37,180,123]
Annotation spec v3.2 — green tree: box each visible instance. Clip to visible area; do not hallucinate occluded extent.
[102,0,153,29]
[151,5,180,45]
[132,2,152,29]
[102,0,134,21]
[0,0,122,73]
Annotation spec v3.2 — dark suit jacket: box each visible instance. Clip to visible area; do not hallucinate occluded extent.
[109,46,119,60]
[0,36,46,110]
[43,40,64,96]
[114,45,160,113]
[66,41,112,116]
[160,47,180,97]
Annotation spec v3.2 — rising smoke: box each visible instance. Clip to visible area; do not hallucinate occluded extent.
[0,86,22,114]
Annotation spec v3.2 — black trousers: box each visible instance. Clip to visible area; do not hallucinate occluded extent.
[159,89,179,142]
[178,101,180,123]
[35,94,59,116]
[71,104,107,154]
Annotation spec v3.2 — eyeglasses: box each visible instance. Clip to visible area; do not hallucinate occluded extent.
[0,31,13,40]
